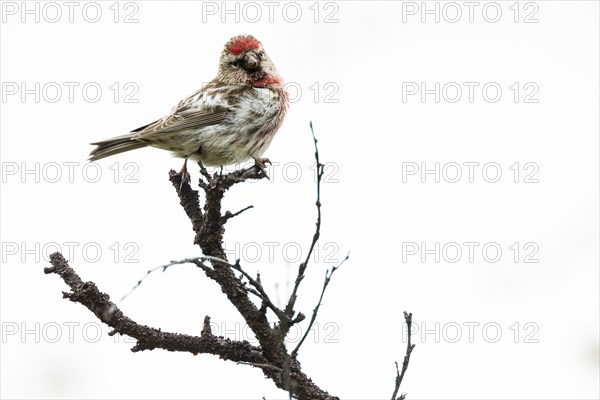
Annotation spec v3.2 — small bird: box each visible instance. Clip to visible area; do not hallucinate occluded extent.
[89,35,288,177]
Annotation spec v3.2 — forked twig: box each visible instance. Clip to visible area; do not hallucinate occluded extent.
[291,254,349,357]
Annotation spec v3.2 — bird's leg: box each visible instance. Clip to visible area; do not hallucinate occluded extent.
[197,161,212,181]
[253,157,271,179]
[179,159,191,189]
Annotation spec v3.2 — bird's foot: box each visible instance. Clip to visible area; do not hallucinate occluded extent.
[179,159,191,189]
[253,157,271,179]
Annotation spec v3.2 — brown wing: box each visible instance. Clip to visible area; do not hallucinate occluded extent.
[133,107,229,139]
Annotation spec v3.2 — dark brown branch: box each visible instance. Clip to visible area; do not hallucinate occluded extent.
[45,252,265,362]
[169,171,204,245]
[169,166,280,354]
[391,312,416,400]
[168,160,338,400]
[228,259,291,324]
[198,160,213,182]
[221,204,254,224]
[46,252,339,398]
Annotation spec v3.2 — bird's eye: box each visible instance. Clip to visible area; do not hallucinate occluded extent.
[257,51,264,58]
[230,61,239,67]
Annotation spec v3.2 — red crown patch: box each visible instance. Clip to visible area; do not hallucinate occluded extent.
[227,35,261,55]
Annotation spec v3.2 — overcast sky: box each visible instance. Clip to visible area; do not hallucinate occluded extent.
[1,1,599,399]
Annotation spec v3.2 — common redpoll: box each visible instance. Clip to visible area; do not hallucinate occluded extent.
[89,35,288,175]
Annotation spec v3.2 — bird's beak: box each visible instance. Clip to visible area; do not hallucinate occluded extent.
[241,53,259,71]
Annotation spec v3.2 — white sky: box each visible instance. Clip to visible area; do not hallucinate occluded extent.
[1,1,599,399]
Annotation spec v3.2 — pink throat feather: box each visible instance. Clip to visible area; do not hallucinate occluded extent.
[251,75,282,88]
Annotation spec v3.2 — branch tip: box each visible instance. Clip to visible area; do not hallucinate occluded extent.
[391,311,416,400]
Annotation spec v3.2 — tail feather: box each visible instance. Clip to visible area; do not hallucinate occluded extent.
[89,134,148,161]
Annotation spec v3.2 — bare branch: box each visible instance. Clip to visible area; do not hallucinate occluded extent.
[193,255,290,324]
[221,205,254,224]
[198,160,212,182]
[118,258,211,304]
[167,155,339,400]
[228,259,291,324]
[169,171,204,245]
[169,163,265,247]
[391,312,416,400]
[201,315,213,336]
[291,254,349,357]
[47,253,340,398]
[45,252,266,362]
[284,121,324,324]
[304,121,324,266]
